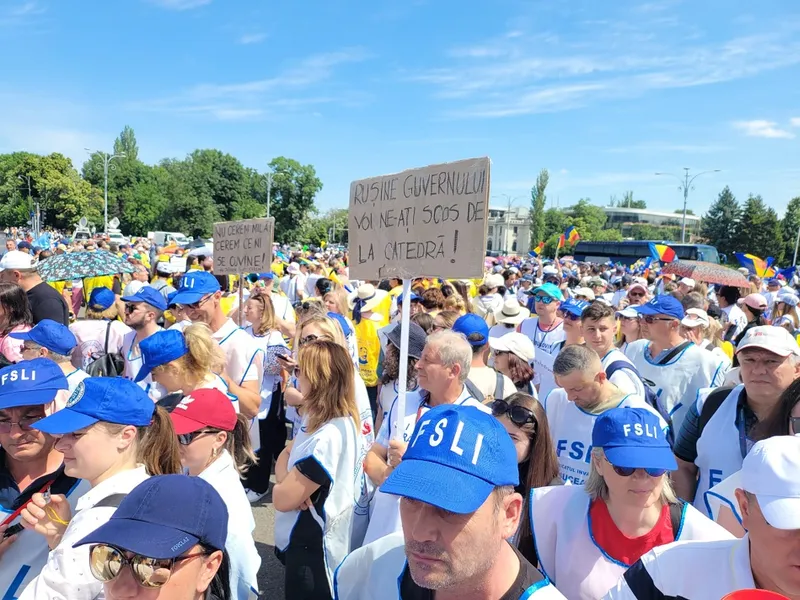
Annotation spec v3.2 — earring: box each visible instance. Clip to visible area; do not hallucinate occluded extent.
[212,448,218,458]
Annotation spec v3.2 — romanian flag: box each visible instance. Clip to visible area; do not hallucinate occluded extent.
[649,243,677,263]
[529,242,545,258]
[565,226,580,245]
[734,253,776,278]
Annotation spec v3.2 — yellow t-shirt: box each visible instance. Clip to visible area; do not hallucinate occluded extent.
[83,276,115,302]
[354,317,381,387]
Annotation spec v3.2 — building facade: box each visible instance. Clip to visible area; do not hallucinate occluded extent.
[486,206,531,255]
[602,207,701,237]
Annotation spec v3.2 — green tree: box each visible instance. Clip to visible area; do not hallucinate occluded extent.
[736,195,784,263]
[263,157,323,244]
[158,159,219,237]
[701,186,741,257]
[619,190,647,209]
[529,169,548,247]
[675,209,695,215]
[113,125,139,161]
[780,197,800,263]
[543,207,569,241]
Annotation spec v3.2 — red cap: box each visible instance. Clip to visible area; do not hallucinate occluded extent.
[169,389,237,434]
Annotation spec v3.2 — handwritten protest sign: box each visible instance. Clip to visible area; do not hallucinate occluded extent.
[212,217,275,276]
[348,157,490,280]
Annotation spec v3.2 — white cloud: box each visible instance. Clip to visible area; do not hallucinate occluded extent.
[408,17,800,119]
[145,0,211,11]
[238,32,266,45]
[791,117,800,127]
[733,120,795,139]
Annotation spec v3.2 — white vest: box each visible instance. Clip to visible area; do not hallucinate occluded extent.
[704,470,744,527]
[274,415,364,594]
[519,317,566,400]
[0,479,90,599]
[333,532,566,600]
[531,486,734,600]
[625,340,728,435]
[543,389,664,485]
[694,385,747,516]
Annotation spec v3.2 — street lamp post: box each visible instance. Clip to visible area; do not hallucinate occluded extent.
[655,168,721,243]
[265,170,273,220]
[86,149,126,235]
[17,175,38,239]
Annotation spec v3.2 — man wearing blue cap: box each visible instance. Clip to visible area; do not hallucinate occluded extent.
[334,405,566,600]
[0,359,89,599]
[171,271,262,418]
[120,286,168,399]
[11,320,89,392]
[625,295,728,436]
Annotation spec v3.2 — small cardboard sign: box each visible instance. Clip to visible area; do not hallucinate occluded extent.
[212,217,275,276]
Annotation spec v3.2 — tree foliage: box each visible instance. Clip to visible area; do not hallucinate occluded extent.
[780,197,800,263]
[529,169,549,247]
[735,195,784,263]
[701,186,741,258]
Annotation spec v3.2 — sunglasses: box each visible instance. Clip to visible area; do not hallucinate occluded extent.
[639,315,675,324]
[0,416,39,434]
[534,296,556,305]
[124,303,139,314]
[557,310,582,321]
[491,399,537,428]
[299,334,320,347]
[293,301,313,311]
[89,544,210,588]
[179,295,213,311]
[629,291,645,298]
[176,430,214,446]
[791,417,800,434]
[609,461,668,478]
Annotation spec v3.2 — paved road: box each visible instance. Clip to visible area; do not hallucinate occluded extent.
[252,485,285,598]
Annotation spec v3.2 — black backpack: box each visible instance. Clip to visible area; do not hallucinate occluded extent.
[84,321,125,378]
[465,371,505,404]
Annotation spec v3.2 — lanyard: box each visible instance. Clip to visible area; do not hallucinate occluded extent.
[533,320,562,350]
[736,404,750,460]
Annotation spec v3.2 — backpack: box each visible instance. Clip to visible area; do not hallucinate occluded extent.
[697,385,736,435]
[465,371,504,404]
[84,321,125,378]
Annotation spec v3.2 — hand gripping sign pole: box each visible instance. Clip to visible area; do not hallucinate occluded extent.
[348,158,490,441]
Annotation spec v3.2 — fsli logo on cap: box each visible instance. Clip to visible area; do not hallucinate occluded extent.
[410,413,485,466]
[66,382,86,408]
[0,367,36,386]
[622,422,660,439]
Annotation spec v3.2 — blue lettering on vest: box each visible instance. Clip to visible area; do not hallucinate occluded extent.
[557,440,594,462]
[4,564,31,600]
[556,439,567,456]
[709,468,724,489]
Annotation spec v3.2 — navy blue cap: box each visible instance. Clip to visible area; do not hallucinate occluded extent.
[10,319,77,355]
[452,313,490,346]
[560,298,589,318]
[33,378,155,435]
[122,286,168,311]
[170,271,221,306]
[592,407,677,471]
[397,292,421,304]
[0,358,68,408]
[635,294,684,320]
[88,286,116,311]
[74,475,228,559]
[17,241,32,250]
[135,330,189,383]
[381,405,518,514]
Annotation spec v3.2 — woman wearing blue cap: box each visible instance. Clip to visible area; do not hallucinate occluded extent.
[530,407,731,600]
[18,378,181,600]
[69,286,132,370]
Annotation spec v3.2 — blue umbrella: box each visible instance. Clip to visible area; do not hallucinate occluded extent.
[37,250,136,282]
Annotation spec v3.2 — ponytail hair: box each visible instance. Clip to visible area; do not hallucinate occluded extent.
[183,323,227,375]
[223,414,258,476]
[138,406,182,475]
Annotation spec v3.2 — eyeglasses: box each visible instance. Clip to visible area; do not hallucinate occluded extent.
[299,334,320,347]
[629,291,645,298]
[534,296,556,305]
[491,399,537,428]
[0,416,39,434]
[791,417,800,434]
[124,303,139,314]
[557,310,581,321]
[179,295,212,311]
[89,544,210,588]
[639,315,675,324]
[176,430,215,446]
[608,461,668,478]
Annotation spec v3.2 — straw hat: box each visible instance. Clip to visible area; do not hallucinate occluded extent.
[494,298,530,325]
[348,283,389,314]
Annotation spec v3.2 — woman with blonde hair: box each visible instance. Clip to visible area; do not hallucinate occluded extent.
[530,407,731,600]
[273,340,366,600]
[169,388,261,598]
[772,293,800,335]
[322,287,358,362]
[443,291,467,314]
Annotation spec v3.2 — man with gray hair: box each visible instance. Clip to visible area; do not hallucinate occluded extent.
[544,345,666,484]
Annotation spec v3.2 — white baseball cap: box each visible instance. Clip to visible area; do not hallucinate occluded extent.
[681,308,710,328]
[0,250,35,271]
[616,306,639,319]
[573,287,596,301]
[489,332,535,363]
[735,326,800,357]
[741,436,800,530]
[678,277,695,289]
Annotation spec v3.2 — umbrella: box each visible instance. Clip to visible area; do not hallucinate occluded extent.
[188,244,213,257]
[37,251,135,282]
[662,260,750,287]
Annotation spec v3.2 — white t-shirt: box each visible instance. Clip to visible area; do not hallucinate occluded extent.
[721,304,748,341]
[121,280,146,299]
[65,368,90,394]
[519,317,566,399]
[599,348,646,399]
[70,319,132,369]
[211,318,263,388]
[121,327,168,400]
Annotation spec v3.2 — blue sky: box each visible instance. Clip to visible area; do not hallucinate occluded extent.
[1,0,799,216]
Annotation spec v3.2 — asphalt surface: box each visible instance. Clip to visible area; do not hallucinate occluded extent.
[252,482,286,599]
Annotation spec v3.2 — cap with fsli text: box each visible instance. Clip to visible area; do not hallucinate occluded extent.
[169,271,221,306]
[0,358,68,409]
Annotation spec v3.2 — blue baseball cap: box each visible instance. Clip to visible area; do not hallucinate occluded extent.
[10,319,77,355]
[74,474,228,559]
[170,271,221,306]
[121,286,168,312]
[166,290,179,308]
[88,287,116,311]
[381,405,518,514]
[452,313,490,347]
[635,294,684,320]
[592,407,677,471]
[560,298,589,318]
[0,358,68,409]
[33,378,155,435]
[397,292,421,305]
[255,272,274,280]
[532,282,565,301]
[135,330,189,383]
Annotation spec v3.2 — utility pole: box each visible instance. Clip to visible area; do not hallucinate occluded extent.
[655,168,720,243]
[17,175,39,239]
[85,149,125,235]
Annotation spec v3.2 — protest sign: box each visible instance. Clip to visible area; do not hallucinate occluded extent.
[212,217,275,276]
[348,157,490,280]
